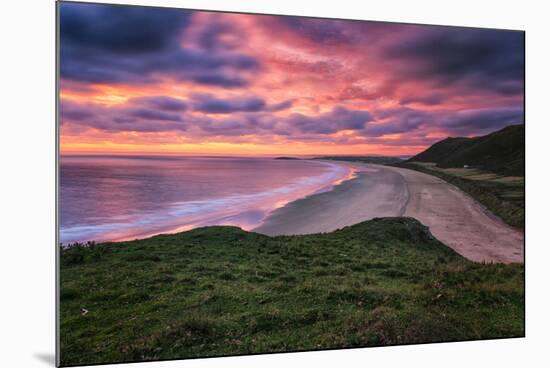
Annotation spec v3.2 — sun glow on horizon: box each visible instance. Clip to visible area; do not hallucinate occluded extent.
[59,3,524,158]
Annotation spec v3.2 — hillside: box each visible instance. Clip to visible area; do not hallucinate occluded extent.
[409,125,524,176]
[60,218,524,366]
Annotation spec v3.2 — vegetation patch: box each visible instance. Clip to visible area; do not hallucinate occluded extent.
[60,218,524,366]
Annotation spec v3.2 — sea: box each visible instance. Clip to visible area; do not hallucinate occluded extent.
[59,155,355,244]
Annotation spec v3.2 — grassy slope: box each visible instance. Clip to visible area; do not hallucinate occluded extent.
[394,162,524,229]
[60,218,524,366]
[409,125,524,176]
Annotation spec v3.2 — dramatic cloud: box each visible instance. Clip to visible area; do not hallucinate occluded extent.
[441,107,524,135]
[191,94,267,114]
[128,96,187,112]
[60,103,95,122]
[362,108,432,137]
[59,3,525,155]
[190,94,293,114]
[60,99,187,132]
[285,106,373,134]
[60,3,260,87]
[385,28,524,95]
[60,98,370,137]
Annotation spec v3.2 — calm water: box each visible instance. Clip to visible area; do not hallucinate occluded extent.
[60,155,354,244]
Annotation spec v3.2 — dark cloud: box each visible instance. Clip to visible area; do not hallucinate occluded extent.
[60,99,187,132]
[60,3,190,54]
[59,3,260,87]
[191,94,292,114]
[362,106,524,138]
[196,117,252,136]
[361,108,431,137]
[60,89,298,137]
[60,92,524,146]
[399,93,445,106]
[129,96,187,112]
[385,28,524,96]
[286,106,372,134]
[188,74,250,88]
[442,107,524,134]
[60,96,374,138]
[128,108,183,122]
[196,105,373,138]
[192,94,265,113]
[267,100,294,112]
[359,105,524,139]
[60,103,95,122]
[490,80,524,96]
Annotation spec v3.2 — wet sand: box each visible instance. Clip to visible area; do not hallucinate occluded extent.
[255,165,408,236]
[254,162,524,264]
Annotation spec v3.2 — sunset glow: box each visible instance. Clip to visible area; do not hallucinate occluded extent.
[59,3,524,156]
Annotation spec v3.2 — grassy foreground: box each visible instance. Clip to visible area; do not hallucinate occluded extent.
[60,218,524,366]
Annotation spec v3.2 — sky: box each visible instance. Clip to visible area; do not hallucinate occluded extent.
[59,2,524,156]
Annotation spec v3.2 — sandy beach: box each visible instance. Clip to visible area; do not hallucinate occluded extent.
[254,162,524,264]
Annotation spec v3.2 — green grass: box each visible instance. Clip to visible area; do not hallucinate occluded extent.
[408,125,524,176]
[60,217,524,366]
[394,162,524,229]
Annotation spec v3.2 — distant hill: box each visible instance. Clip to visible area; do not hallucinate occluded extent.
[409,125,524,176]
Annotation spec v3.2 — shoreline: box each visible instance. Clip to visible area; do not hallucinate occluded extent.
[253,163,408,236]
[255,163,523,263]
[60,159,358,245]
[63,161,524,263]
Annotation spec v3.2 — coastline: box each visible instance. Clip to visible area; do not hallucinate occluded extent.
[256,162,524,263]
[60,158,358,245]
[253,163,408,235]
[63,159,524,263]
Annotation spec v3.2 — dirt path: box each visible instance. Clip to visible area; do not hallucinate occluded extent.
[373,164,524,263]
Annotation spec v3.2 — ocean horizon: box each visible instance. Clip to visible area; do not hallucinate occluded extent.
[59,155,355,244]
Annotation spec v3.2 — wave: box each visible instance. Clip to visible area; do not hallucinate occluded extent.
[60,160,356,244]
